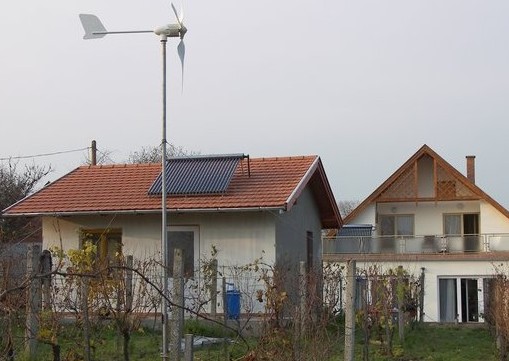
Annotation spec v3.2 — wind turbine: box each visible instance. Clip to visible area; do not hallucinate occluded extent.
[79,5,186,83]
[79,6,187,360]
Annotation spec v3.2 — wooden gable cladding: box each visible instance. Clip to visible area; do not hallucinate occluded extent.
[435,162,477,200]
[345,144,509,223]
[379,163,417,200]
[377,153,478,203]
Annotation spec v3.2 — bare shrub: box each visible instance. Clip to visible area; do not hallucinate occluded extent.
[485,264,509,361]
[246,264,342,361]
[356,265,419,360]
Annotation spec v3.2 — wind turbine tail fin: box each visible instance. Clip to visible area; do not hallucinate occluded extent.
[79,14,107,39]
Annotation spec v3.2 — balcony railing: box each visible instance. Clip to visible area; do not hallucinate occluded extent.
[323,234,509,255]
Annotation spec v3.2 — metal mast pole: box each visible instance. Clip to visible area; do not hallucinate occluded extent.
[160,34,169,360]
[78,9,186,360]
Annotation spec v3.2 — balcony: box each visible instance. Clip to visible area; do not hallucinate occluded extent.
[323,233,509,257]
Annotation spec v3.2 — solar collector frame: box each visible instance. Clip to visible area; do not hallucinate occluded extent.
[148,154,245,196]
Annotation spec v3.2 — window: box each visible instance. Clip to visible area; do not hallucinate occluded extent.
[439,278,457,322]
[443,213,480,252]
[379,215,414,236]
[461,279,479,322]
[379,214,414,252]
[168,226,199,278]
[444,214,461,236]
[81,228,122,265]
[439,277,481,322]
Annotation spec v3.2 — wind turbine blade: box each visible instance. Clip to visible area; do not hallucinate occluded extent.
[177,40,185,92]
[178,4,184,23]
[79,14,107,39]
[171,3,183,27]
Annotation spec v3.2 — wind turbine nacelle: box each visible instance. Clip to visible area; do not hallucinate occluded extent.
[154,24,182,37]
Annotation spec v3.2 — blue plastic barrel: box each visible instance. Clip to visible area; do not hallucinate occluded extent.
[226,290,241,320]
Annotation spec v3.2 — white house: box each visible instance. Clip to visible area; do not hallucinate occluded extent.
[3,154,341,314]
[324,145,509,323]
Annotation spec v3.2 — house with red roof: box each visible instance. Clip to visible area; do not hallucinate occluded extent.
[3,154,341,315]
[324,145,509,323]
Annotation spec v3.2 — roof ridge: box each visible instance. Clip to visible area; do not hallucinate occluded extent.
[80,163,161,169]
[254,155,318,161]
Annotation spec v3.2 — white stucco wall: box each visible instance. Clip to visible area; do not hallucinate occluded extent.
[43,211,276,269]
[172,211,277,267]
[378,201,481,235]
[42,215,162,259]
[349,204,376,225]
[349,200,509,236]
[480,201,509,233]
[43,211,278,315]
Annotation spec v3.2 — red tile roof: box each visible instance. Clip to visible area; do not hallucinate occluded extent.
[3,156,342,228]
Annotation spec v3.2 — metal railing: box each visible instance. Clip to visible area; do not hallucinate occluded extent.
[323,233,509,255]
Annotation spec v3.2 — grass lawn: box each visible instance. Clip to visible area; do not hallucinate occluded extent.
[10,322,499,360]
[394,324,498,361]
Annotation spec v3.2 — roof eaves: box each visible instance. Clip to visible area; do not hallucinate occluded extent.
[3,206,287,218]
[285,156,342,228]
[1,210,160,217]
[1,167,82,216]
[315,158,343,228]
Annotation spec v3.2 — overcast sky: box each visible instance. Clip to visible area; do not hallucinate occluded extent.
[1,1,509,208]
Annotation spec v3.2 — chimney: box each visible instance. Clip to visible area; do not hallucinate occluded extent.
[466,155,475,184]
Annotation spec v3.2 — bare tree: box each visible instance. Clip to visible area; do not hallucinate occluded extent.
[338,200,360,218]
[83,148,115,165]
[0,160,51,243]
[127,146,162,164]
[127,144,198,164]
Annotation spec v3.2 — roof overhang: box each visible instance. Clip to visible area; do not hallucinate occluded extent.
[286,157,342,229]
[3,206,286,218]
